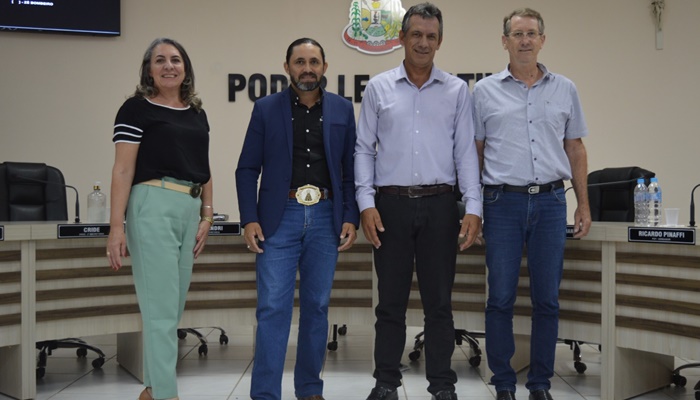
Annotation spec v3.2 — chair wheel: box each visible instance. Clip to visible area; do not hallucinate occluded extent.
[219,334,229,345]
[92,358,105,369]
[327,341,338,351]
[409,350,421,361]
[177,329,187,340]
[338,326,348,335]
[672,374,687,387]
[198,344,208,356]
[574,361,587,374]
[76,348,88,358]
[36,367,45,379]
[468,355,481,367]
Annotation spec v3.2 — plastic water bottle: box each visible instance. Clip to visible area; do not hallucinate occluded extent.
[647,177,662,227]
[633,178,649,226]
[87,181,107,223]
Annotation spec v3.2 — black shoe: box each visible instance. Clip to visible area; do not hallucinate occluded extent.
[433,390,458,400]
[496,390,516,400]
[528,389,553,400]
[366,387,398,400]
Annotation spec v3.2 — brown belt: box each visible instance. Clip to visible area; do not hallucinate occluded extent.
[288,188,332,200]
[141,179,202,198]
[377,184,453,198]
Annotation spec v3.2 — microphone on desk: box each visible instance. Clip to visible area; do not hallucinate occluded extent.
[10,174,81,223]
[689,183,700,227]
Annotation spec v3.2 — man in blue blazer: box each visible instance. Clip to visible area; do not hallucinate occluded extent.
[235,38,359,400]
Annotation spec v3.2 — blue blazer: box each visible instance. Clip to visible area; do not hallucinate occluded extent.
[235,88,359,237]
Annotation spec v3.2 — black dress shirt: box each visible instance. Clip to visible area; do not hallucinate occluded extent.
[290,93,331,190]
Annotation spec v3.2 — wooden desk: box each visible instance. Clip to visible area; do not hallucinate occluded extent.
[0,222,697,399]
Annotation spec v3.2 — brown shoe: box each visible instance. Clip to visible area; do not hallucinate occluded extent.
[138,388,153,400]
[297,396,325,400]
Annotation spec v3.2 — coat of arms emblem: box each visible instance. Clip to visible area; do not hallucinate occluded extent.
[342,0,405,55]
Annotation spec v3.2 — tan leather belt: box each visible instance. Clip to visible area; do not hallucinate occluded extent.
[141,179,202,198]
[377,184,453,198]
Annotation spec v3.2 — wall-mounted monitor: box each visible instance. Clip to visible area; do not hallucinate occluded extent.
[0,0,120,37]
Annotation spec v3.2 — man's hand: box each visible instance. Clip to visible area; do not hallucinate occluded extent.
[338,222,357,251]
[458,214,483,251]
[572,206,591,238]
[243,222,265,253]
[360,208,384,249]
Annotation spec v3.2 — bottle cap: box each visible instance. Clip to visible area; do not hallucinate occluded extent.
[650,177,658,182]
[94,181,101,190]
[637,178,644,183]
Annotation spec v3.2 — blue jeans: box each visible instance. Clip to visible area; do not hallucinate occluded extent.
[250,199,339,400]
[483,186,567,393]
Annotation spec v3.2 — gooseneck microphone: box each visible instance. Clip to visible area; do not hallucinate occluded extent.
[10,174,81,223]
[564,178,639,194]
[689,183,700,227]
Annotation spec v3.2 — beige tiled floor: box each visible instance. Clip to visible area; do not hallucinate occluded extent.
[3,325,698,400]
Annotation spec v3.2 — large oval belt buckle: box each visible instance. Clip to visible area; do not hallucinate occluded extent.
[189,184,202,198]
[295,184,321,206]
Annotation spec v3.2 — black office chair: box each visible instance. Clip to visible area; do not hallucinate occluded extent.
[326,324,347,351]
[587,166,655,222]
[560,166,656,374]
[671,362,700,399]
[0,161,106,378]
[0,161,69,221]
[177,327,229,355]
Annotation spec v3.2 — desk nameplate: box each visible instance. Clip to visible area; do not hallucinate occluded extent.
[58,223,110,239]
[0,225,4,241]
[209,222,241,236]
[628,226,696,245]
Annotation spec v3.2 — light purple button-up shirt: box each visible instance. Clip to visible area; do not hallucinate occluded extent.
[354,62,482,217]
[473,64,588,186]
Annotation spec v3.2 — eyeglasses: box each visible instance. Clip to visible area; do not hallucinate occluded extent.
[508,31,541,40]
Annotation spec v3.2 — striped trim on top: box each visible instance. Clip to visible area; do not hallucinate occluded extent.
[113,123,143,143]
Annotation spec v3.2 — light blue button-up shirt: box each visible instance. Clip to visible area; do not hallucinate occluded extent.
[354,62,482,216]
[473,64,588,186]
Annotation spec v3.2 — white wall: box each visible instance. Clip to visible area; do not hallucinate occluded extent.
[1,0,699,224]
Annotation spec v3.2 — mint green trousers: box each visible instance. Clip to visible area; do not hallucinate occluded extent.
[126,181,201,399]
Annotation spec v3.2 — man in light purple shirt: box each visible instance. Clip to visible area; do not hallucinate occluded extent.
[472,8,591,400]
[354,4,482,400]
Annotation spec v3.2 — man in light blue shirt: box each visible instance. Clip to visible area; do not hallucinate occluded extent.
[355,3,482,400]
[472,8,591,400]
